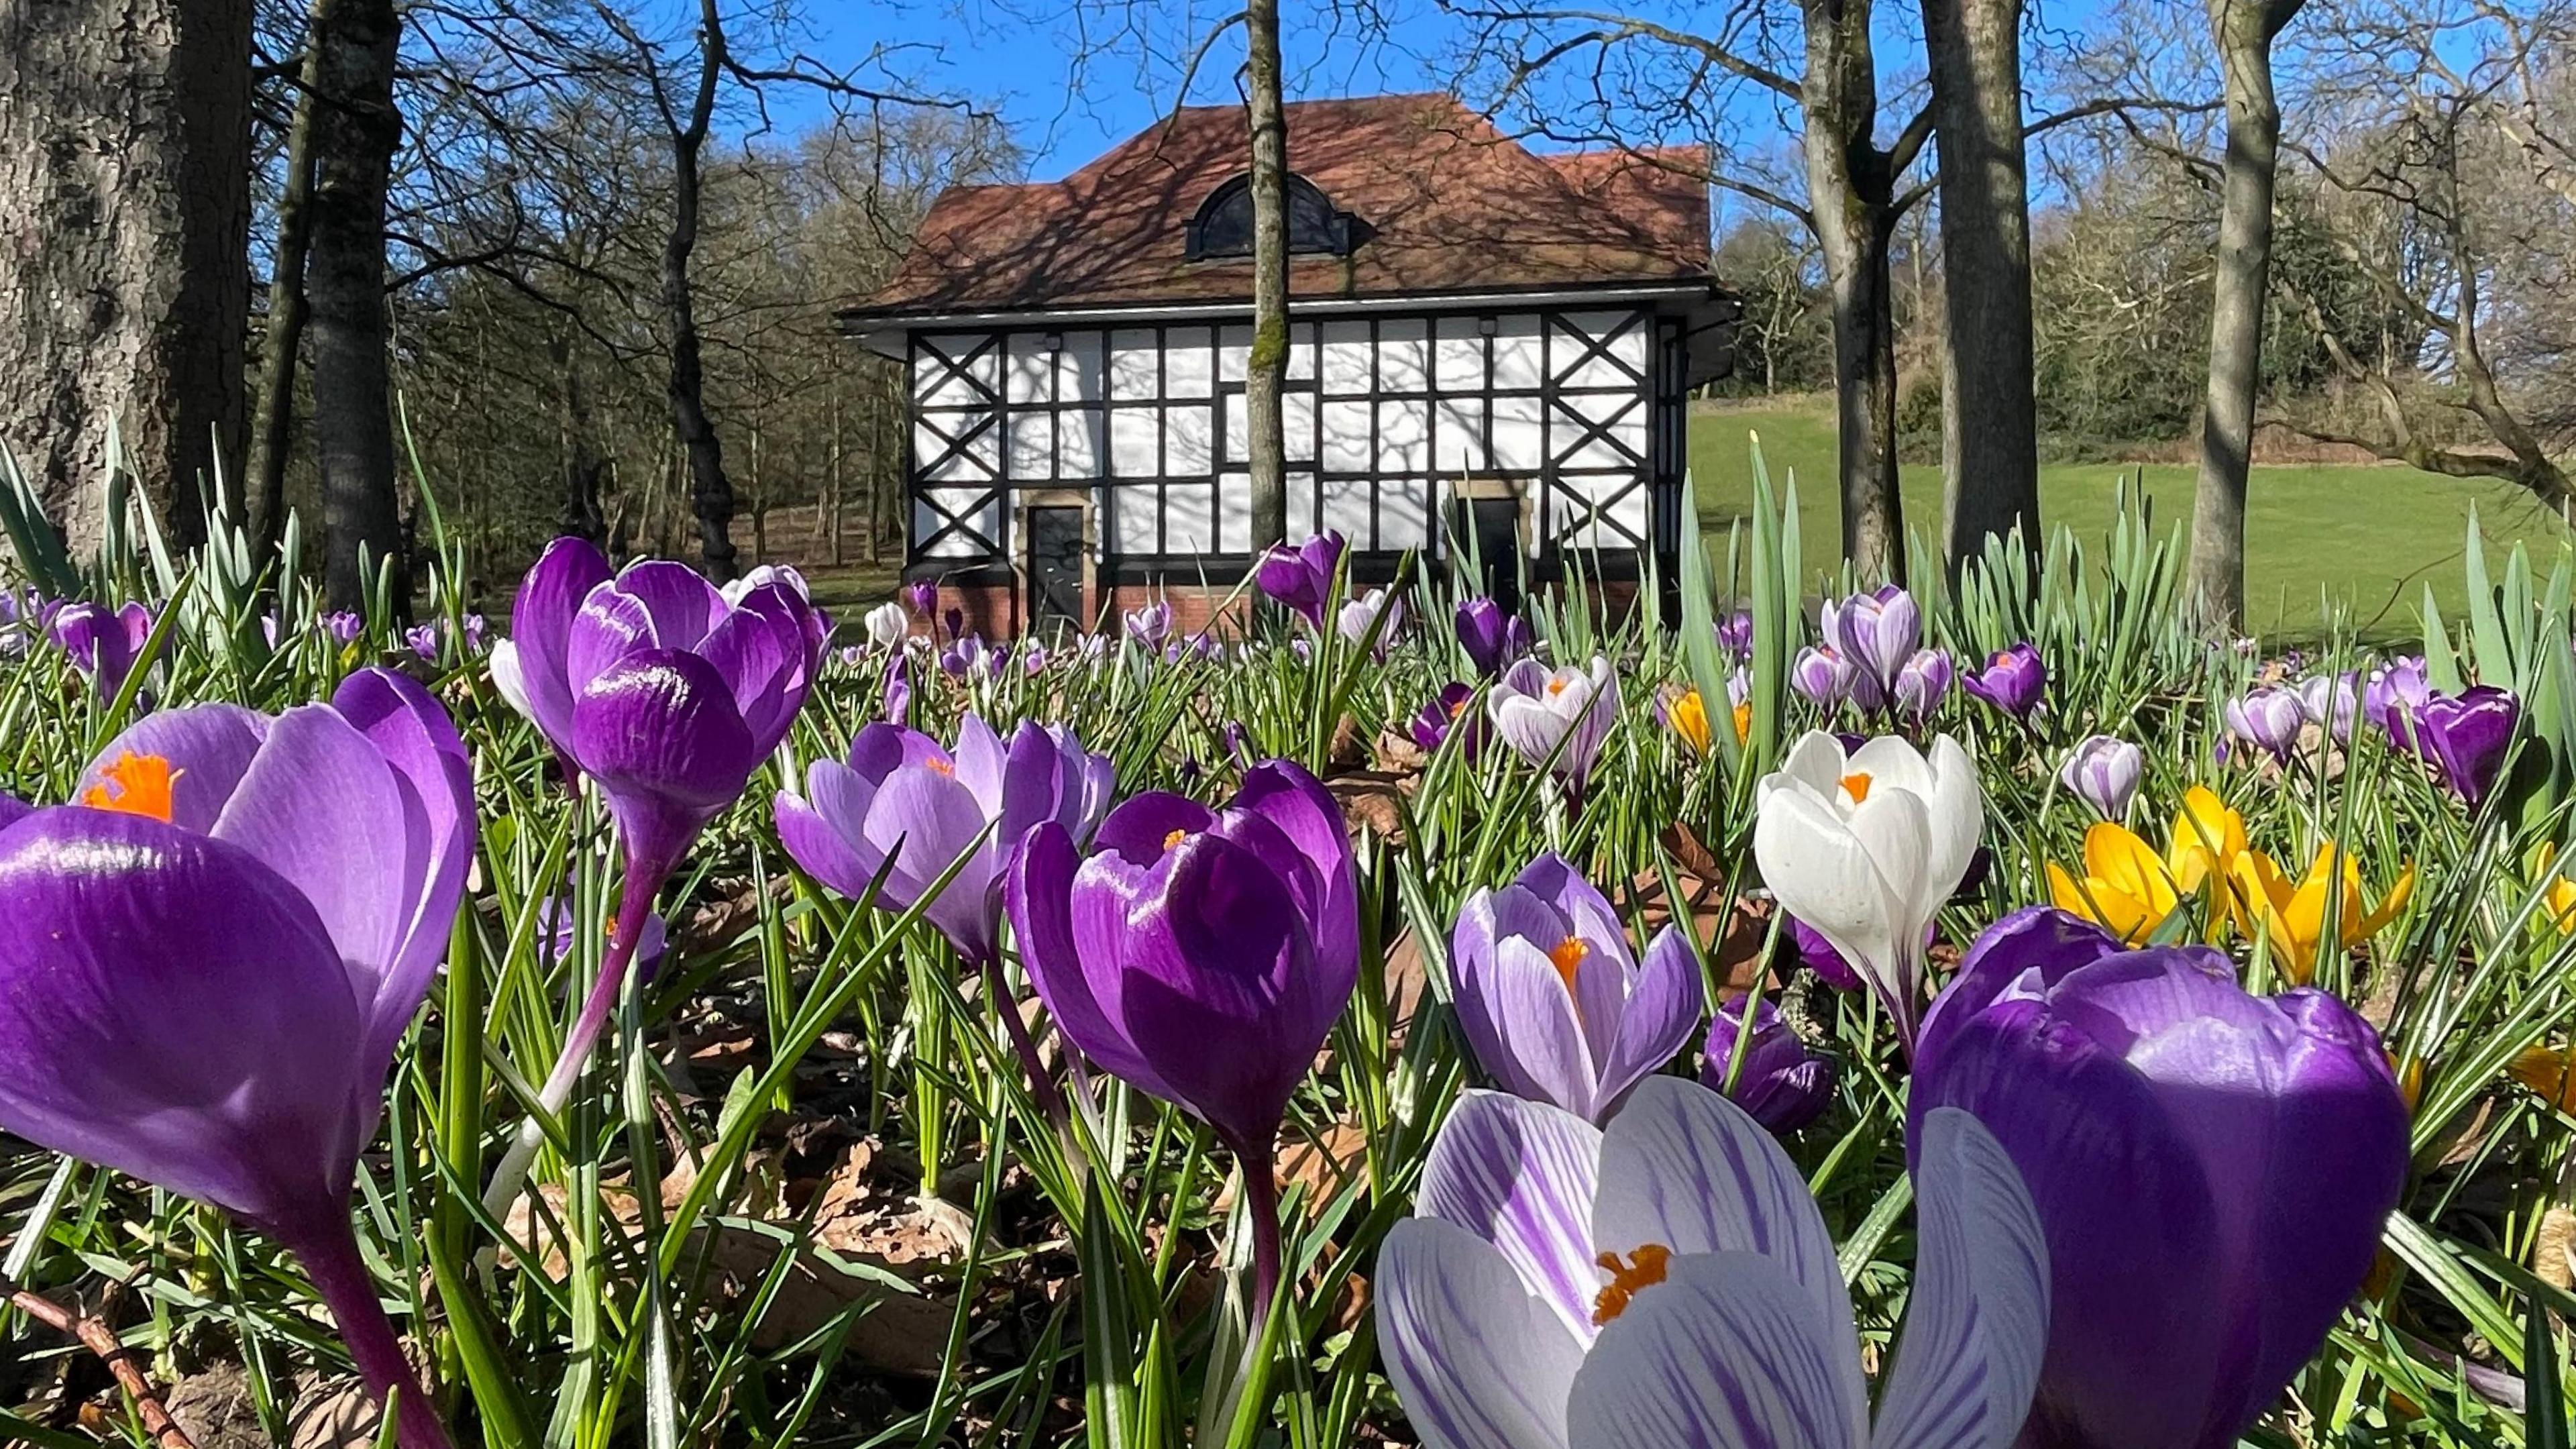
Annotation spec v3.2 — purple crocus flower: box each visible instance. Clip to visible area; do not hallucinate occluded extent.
[1410,682,1484,758]
[2059,734,2145,821]
[482,537,820,1208]
[941,634,1002,680]
[1487,656,1619,796]
[2298,672,2359,743]
[1449,853,1700,1123]
[1125,599,1173,645]
[1962,641,2047,720]
[1254,530,1345,627]
[1376,1079,2047,1449]
[1892,647,1953,720]
[2365,656,2431,741]
[882,652,912,724]
[538,894,669,984]
[1786,912,1866,991]
[1338,586,1403,657]
[1453,596,1532,676]
[1716,608,1754,656]
[323,610,364,645]
[1700,996,1834,1134]
[405,623,441,661]
[2223,685,2307,762]
[1006,759,1357,1325]
[0,672,472,1448]
[776,715,1114,969]
[49,600,154,700]
[1790,643,1856,708]
[1913,907,2408,1449]
[2414,685,2518,808]
[1833,583,1920,699]
[904,579,939,617]
[460,613,488,654]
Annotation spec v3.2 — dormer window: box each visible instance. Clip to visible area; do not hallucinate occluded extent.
[1185,172,1369,260]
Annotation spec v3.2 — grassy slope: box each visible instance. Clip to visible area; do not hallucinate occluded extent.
[1690,395,2575,639]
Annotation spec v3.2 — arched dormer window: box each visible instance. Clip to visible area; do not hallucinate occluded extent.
[1185,173,1370,260]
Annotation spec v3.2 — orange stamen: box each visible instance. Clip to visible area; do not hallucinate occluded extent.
[1546,677,1570,696]
[1841,771,1873,803]
[1163,828,1189,851]
[1591,1244,1672,1326]
[924,757,955,776]
[1448,698,1470,720]
[1547,936,1590,995]
[80,751,179,823]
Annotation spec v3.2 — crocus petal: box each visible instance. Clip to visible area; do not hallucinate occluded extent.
[1378,1218,1584,1449]
[1566,1251,1867,1449]
[1234,759,1359,979]
[1465,934,1600,1115]
[612,559,730,652]
[1010,824,1171,1101]
[79,703,271,833]
[1870,1108,2050,1449]
[1590,1077,1858,1364]
[0,809,368,1226]
[325,669,476,1068]
[1776,729,1850,800]
[1416,1089,1607,1338]
[573,649,759,873]
[1593,928,1705,1112]
[504,536,613,748]
[1093,792,1220,865]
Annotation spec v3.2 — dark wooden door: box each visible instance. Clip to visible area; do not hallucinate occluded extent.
[1449,495,1523,618]
[1027,506,1085,631]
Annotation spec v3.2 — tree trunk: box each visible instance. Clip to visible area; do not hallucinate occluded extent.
[248,0,339,556]
[1803,0,1908,583]
[554,329,606,543]
[665,10,736,582]
[1923,0,2041,568]
[2189,0,2301,630]
[0,0,250,555]
[304,0,402,611]
[1243,0,1292,551]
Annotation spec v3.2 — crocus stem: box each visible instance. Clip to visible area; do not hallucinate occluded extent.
[276,1214,458,1449]
[1234,1131,1285,1340]
[482,855,670,1221]
[980,952,1065,1122]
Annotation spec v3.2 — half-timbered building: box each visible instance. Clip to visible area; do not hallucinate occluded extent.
[843,93,1731,635]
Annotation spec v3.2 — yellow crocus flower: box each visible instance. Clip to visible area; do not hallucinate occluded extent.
[2532,845,2576,934]
[2048,821,2186,944]
[1670,689,1711,755]
[2228,843,2415,985]
[2166,786,2253,936]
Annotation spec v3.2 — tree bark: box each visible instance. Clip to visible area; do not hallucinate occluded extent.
[1803,0,1910,582]
[665,0,737,581]
[554,329,606,543]
[1243,0,1292,550]
[1922,0,2040,568]
[0,0,251,555]
[304,0,404,611]
[2188,0,2302,630]
[248,0,338,557]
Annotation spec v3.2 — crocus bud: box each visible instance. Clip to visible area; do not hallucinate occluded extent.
[1962,641,2046,720]
[2059,734,2144,821]
[2415,685,2518,807]
[1453,596,1528,676]
[903,580,939,617]
[1125,599,1173,645]
[1913,908,2409,1449]
[1254,531,1345,627]
[323,610,364,645]
[2297,672,2359,743]
[1338,586,1403,654]
[1790,643,1855,708]
[1487,656,1619,794]
[1700,996,1833,1134]
[405,623,440,661]
[1005,759,1358,1158]
[2223,686,2306,763]
[2365,656,2431,741]
[49,600,155,700]
[1450,853,1701,1122]
[1892,647,1953,720]
[1833,584,1920,698]
[1716,608,1754,656]
[865,601,909,647]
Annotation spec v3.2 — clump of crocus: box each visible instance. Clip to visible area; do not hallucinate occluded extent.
[1125,598,1172,645]
[1752,731,1981,1044]
[1892,647,1951,720]
[1006,760,1356,1328]
[2059,734,2143,821]
[1453,596,1532,676]
[1488,657,1619,798]
[1913,907,2408,1449]
[1829,583,1919,702]
[941,634,1006,680]
[483,537,821,1210]
[1963,641,2047,720]
[1700,996,1833,1134]
[2229,843,2414,983]
[2046,786,2249,944]
[1254,530,1345,627]
[0,672,474,1449]
[1375,1078,2046,1449]
[1449,853,1700,1123]
[2224,684,2307,763]
[49,599,154,701]
[1410,682,1483,758]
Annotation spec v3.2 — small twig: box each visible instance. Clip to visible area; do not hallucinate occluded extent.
[4,1279,197,1449]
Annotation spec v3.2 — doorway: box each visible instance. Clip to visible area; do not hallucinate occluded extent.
[1026,506,1086,631]
[1449,494,1524,618]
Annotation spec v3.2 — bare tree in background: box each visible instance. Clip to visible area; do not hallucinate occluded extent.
[0,0,252,553]
[2188,0,2306,627]
[1246,0,1293,549]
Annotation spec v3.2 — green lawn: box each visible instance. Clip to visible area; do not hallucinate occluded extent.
[1688,396,2575,639]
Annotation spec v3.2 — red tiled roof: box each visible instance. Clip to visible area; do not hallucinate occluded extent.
[848,93,1713,317]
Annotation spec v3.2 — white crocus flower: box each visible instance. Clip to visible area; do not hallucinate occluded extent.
[864,601,910,647]
[1753,731,1981,1043]
[1487,657,1620,796]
